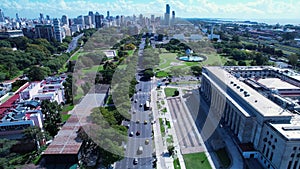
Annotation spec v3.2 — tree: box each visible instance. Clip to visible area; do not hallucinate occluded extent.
[0,40,11,48]
[190,66,202,76]
[288,54,299,68]
[232,35,240,43]
[174,90,179,96]
[144,69,154,79]
[27,66,49,81]
[238,60,247,66]
[63,75,75,104]
[41,100,62,137]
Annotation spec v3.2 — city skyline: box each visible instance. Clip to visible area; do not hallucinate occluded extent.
[1,0,300,25]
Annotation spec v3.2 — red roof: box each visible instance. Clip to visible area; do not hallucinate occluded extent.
[0,83,30,118]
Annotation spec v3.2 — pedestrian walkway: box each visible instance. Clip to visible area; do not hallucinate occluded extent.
[151,85,186,169]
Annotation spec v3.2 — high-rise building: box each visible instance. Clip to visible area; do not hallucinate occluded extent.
[16,13,20,22]
[106,11,110,20]
[95,13,103,28]
[53,18,62,43]
[46,15,50,21]
[61,15,69,26]
[84,15,92,27]
[40,13,44,23]
[35,24,54,41]
[0,9,5,22]
[164,4,170,26]
[166,4,170,14]
[172,11,175,20]
[76,15,84,25]
[88,11,95,25]
[171,11,175,25]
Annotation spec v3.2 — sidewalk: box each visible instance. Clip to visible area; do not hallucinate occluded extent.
[152,85,186,169]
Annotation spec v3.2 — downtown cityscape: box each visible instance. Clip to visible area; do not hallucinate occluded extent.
[0,1,300,169]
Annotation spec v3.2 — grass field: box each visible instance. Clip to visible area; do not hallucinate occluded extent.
[156,71,169,78]
[183,152,212,169]
[82,65,103,73]
[174,158,181,169]
[158,52,179,70]
[156,49,224,77]
[61,114,71,123]
[164,88,178,97]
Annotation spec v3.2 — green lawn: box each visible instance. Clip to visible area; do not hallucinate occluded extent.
[174,158,181,169]
[183,152,212,169]
[61,114,71,123]
[156,71,169,78]
[70,51,82,61]
[61,104,74,113]
[215,148,231,168]
[167,135,173,144]
[159,118,165,136]
[158,52,179,70]
[164,88,178,97]
[82,65,103,73]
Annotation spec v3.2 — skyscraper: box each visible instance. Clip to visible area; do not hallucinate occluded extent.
[88,11,95,25]
[106,11,110,20]
[61,15,69,26]
[40,13,44,23]
[95,13,103,28]
[53,18,62,43]
[84,15,92,27]
[0,9,5,22]
[164,4,170,26]
[171,11,175,25]
[166,4,170,14]
[16,13,20,22]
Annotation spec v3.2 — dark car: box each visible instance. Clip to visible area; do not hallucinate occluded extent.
[136,131,140,136]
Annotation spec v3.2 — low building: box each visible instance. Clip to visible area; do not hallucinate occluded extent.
[0,30,24,39]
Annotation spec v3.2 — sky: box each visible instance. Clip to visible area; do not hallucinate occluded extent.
[1,0,300,24]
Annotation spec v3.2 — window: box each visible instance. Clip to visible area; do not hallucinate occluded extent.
[274,138,277,142]
[266,148,270,157]
[293,147,297,150]
[288,161,292,169]
[267,131,269,135]
[291,153,295,157]
[263,144,266,154]
[270,152,273,161]
[293,161,298,169]
[270,135,273,139]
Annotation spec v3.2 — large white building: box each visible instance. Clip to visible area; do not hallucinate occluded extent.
[201,66,300,169]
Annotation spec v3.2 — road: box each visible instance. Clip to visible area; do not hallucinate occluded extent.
[115,37,155,169]
[66,33,84,53]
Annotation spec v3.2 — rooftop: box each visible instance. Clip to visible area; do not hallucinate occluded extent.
[269,123,300,141]
[205,67,291,117]
[257,78,300,90]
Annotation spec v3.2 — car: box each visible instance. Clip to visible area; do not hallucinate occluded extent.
[133,158,138,165]
[127,124,130,128]
[136,120,140,123]
[134,99,137,103]
[136,131,140,136]
[139,89,142,91]
[129,132,134,136]
[139,104,143,107]
[145,139,149,145]
[144,120,148,124]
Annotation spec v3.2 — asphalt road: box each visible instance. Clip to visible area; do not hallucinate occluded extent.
[66,33,83,53]
[115,37,155,169]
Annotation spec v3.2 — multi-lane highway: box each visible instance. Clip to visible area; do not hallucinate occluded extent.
[115,37,155,169]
